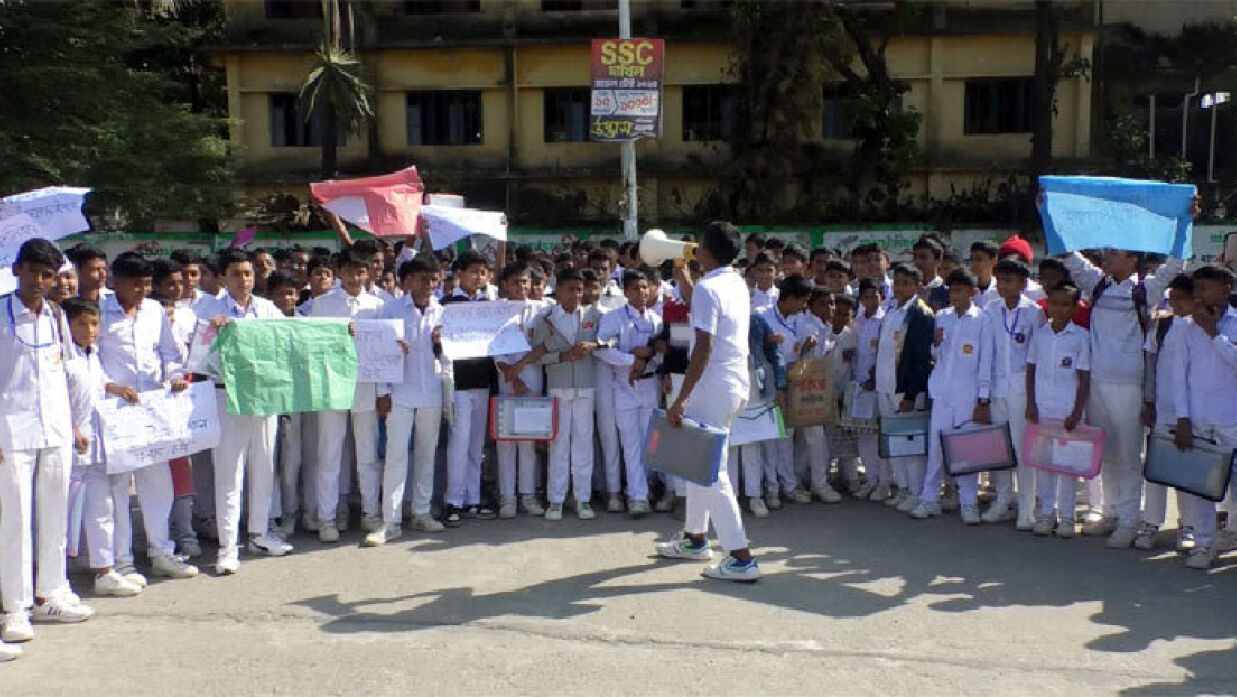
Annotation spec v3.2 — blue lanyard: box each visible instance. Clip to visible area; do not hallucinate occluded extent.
[625,305,653,335]
[6,295,58,349]
[1001,306,1021,335]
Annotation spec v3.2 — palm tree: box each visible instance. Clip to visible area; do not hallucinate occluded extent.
[299,0,372,178]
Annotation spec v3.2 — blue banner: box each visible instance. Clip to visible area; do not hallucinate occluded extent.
[1038,176,1196,257]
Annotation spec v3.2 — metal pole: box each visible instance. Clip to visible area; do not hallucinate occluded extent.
[619,0,638,242]
[1148,94,1155,160]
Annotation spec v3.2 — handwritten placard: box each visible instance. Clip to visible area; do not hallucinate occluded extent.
[1038,176,1196,257]
[440,300,531,360]
[99,382,221,475]
[353,318,405,383]
[0,214,46,295]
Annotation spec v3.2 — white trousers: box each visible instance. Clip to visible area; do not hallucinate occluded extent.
[879,392,926,496]
[497,370,542,499]
[384,406,442,522]
[991,387,1031,509]
[923,402,979,505]
[615,384,656,502]
[857,432,889,487]
[548,389,595,504]
[1141,481,1186,527]
[1087,380,1145,525]
[683,386,748,552]
[317,409,379,520]
[78,464,127,569]
[595,369,623,494]
[277,412,304,518]
[801,426,831,491]
[213,392,276,550]
[112,463,176,563]
[446,389,489,507]
[1189,424,1237,547]
[1035,470,1079,519]
[761,435,798,494]
[0,445,70,612]
[737,444,764,497]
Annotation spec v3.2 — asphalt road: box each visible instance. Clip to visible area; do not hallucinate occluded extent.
[4,500,1236,696]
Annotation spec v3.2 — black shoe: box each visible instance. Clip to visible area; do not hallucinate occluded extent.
[442,506,462,528]
[471,505,497,520]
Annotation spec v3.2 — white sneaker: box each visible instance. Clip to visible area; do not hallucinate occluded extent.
[1,613,33,643]
[654,491,676,513]
[0,639,19,662]
[885,490,904,508]
[1015,511,1037,532]
[1177,526,1197,552]
[363,525,401,547]
[910,500,940,519]
[275,517,297,539]
[1083,515,1119,537]
[897,494,919,514]
[521,495,545,516]
[1186,545,1216,569]
[766,491,783,510]
[960,504,981,526]
[981,499,1013,524]
[577,503,595,520]
[749,497,769,518]
[655,537,712,561]
[701,556,760,583]
[152,554,200,579]
[215,547,240,575]
[606,494,624,513]
[787,487,812,505]
[115,564,148,589]
[628,500,650,518]
[1132,522,1160,551]
[94,570,142,598]
[32,593,93,624]
[1033,516,1055,536]
[498,497,518,519]
[1055,519,1077,538]
[336,505,351,532]
[361,514,384,533]
[319,521,340,543]
[869,483,890,503]
[545,503,564,522]
[301,512,321,532]
[248,533,293,557]
[812,485,843,504]
[855,481,876,500]
[412,513,444,533]
[1106,524,1138,549]
[179,538,203,559]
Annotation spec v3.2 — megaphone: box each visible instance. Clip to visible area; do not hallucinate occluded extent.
[639,229,698,267]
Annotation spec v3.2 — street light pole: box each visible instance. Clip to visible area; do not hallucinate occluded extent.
[619,0,638,242]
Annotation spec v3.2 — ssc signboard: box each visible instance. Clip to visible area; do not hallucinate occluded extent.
[590,38,664,142]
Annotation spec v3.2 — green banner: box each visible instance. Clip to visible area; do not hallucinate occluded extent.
[216,319,358,416]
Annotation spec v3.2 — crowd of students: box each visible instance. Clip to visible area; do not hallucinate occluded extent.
[1,220,1235,663]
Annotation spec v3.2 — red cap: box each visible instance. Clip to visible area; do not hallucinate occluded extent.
[999,234,1033,263]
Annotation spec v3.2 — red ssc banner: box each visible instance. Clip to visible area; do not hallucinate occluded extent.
[589,38,664,142]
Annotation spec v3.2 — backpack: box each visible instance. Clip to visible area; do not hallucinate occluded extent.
[1091,276,1149,335]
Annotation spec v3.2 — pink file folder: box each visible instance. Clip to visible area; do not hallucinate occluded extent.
[1022,419,1105,479]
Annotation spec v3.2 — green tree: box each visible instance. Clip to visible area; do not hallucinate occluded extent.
[299,0,373,179]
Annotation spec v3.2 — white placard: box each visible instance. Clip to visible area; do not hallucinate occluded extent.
[886,434,927,458]
[440,300,531,360]
[849,387,876,420]
[99,382,221,475]
[353,319,405,383]
[421,205,507,250]
[513,404,554,434]
[730,404,786,447]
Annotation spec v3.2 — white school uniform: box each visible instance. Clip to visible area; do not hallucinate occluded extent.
[1027,321,1091,519]
[923,304,993,505]
[756,304,808,494]
[875,297,927,496]
[444,287,492,509]
[0,294,74,613]
[853,306,889,488]
[1141,316,1189,528]
[983,295,1045,513]
[66,343,127,570]
[596,304,663,503]
[975,277,1000,309]
[537,304,600,505]
[495,301,543,502]
[750,285,778,316]
[310,287,386,523]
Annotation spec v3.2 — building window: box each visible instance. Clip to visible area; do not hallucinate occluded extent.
[682,85,736,142]
[270,93,325,147]
[821,85,904,139]
[680,0,733,8]
[406,91,483,146]
[964,78,1034,134]
[265,0,322,19]
[404,0,481,14]
[544,88,590,143]
[541,0,617,10]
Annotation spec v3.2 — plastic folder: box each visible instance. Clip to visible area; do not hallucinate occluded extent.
[1144,430,1235,503]
[940,423,1017,476]
[644,409,728,486]
[489,396,558,442]
[1022,419,1104,479]
[878,413,930,459]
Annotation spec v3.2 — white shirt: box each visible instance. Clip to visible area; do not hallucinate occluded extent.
[1146,316,1185,428]
[875,296,914,394]
[1027,321,1091,419]
[852,305,884,386]
[98,295,184,391]
[690,266,750,395]
[750,285,778,315]
[597,280,625,311]
[0,294,73,452]
[311,287,386,412]
[170,306,197,362]
[928,304,992,407]
[758,304,807,366]
[384,296,446,410]
[983,295,1045,398]
[975,277,1000,308]
[597,303,663,401]
[195,290,285,322]
[66,343,106,467]
[1173,308,1237,427]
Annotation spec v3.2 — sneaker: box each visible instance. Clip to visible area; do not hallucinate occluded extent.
[151,554,200,579]
[336,505,351,532]
[1177,526,1197,552]
[521,495,545,516]
[196,515,219,542]
[468,505,496,520]
[275,517,296,539]
[498,497,518,519]
[412,513,444,533]
[1081,508,1106,525]
[787,487,812,505]
[319,521,340,543]
[869,483,890,503]
[363,525,401,547]
[1186,545,1216,570]
[1106,524,1138,549]
[1132,522,1160,551]
[94,570,142,598]
[885,490,905,508]
[606,494,624,513]
[301,512,321,532]
[897,494,919,514]
[577,503,595,520]
[765,492,783,510]
[179,538,202,559]
[981,499,1013,524]
[910,500,940,519]
[442,506,463,528]
[1083,515,1119,537]
[248,533,293,557]
[749,497,769,518]
[32,593,93,624]
[545,503,564,521]
[1015,511,1037,532]
[215,548,240,576]
[812,485,843,504]
[855,481,876,500]
[628,500,650,518]
[359,514,383,533]
[701,556,761,583]
[1054,519,1076,538]
[1,613,33,643]
[115,564,148,589]
[1033,516,1055,536]
[655,536,712,561]
[960,504,981,526]
[0,639,19,662]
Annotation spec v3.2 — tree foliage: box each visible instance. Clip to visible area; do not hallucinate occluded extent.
[0,0,233,231]
[300,0,373,178]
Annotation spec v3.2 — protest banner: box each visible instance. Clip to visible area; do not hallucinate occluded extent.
[0,214,49,296]
[353,319,405,383]
[216,318,357,416]
[1038,176,1196,256]
[310,166,424,237]
[440,300,531,360]
[590,38,664,141]
[729,404,787,447]
[422,205,508,250]
[98,382,221,475]
[0,187,91,295]
[185,319,219,376]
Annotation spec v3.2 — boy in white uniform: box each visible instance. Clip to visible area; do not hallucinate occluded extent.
[492,263,546,519]
[0,239,93,646]
[749,253,779,315]
[756,275,814,507]
[852,279,888,500]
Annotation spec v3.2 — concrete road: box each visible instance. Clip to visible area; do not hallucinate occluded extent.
[4,502,1236,696]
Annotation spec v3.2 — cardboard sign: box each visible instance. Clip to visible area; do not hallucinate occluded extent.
[784,357,836,428]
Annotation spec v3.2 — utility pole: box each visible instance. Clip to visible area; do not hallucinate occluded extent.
[619,0,638,241]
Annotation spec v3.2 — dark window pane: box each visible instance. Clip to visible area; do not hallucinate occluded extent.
[269,93,329,147]
[541,0,617,10]
[265,0,322,19]
[406,91,483,146]
[682,84,736,142]
[404,0,481,14]
[544,88,590,142]
[964,78,1034,134]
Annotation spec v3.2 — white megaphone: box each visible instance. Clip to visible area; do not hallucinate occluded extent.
[639,229,698,268]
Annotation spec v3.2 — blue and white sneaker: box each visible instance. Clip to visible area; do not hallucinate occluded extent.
[702,556,761,583]
[655,536,713,561]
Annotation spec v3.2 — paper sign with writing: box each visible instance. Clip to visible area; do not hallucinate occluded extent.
[354,319,405,383]
[1038,176,1196,257]
[590,38,664,141]
[440,300,532,360]
[99,382,221,475]
[216,318,358,416]
[0,214,48,296]
[422,205,508,250]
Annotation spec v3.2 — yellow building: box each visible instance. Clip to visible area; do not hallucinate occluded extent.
[217,0,1097,226]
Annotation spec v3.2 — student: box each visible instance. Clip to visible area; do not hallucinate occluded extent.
[969,241,1000,307]
[491,262,545,519]
[579,270,622,512]
[97,254,199,580]
[597,269,665,517]
[1063,248,1183,546]
[980,258,1046,528]
[589,250,625,311]
[0,239,93,646]
[533,268,605,520]
[196,248,293,574]
[263,271,307,538]
[300,255,336,315]
[370,257,448,546]
[998,234,1045,302]
[826,293,862,494]
[151,291,201,558]
[311,249,386,541]
[852,278,888,501]
[528,265,551,307]
[912,236,948,311]
[1025,283,1091,538]
[734,307,787,517]
[198,253,224,299]
[809,248,833,289]
[50,258,78,304]
[170,249,206,305]
[744,233,766,266]
[917,269,993,523]
[874,264,934,513]
[756,275,814,507]
[1036,258,1090,327]
[153,258,197,357]
[780,244,809,278]
[748,253,779,315]
[796,288,845,503]
[939,249,963,281]
[441,250,497,526]
[67,243,110,303]
[822,260,854,296]
[1169,266,1237,569]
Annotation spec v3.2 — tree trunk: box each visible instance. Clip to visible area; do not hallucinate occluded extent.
[1028,0,1057,232]
[322,108,339,179]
